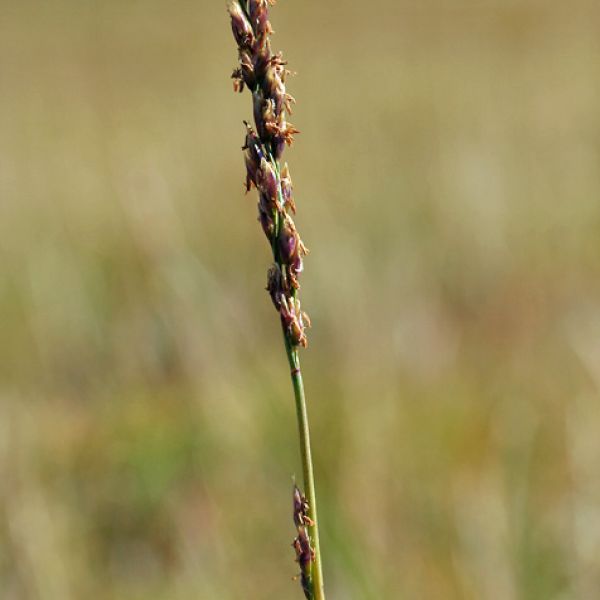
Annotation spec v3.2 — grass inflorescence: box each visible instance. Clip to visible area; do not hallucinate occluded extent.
[227,1,325,599]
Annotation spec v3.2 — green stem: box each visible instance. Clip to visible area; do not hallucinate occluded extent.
[284,336,326,600]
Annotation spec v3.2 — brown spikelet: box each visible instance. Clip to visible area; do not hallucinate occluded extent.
[292,485,315,598]
[228,0,309,348]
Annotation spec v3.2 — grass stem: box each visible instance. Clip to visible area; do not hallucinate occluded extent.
[284,337,326,600]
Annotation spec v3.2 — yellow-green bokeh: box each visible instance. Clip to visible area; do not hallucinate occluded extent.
[1,1,600,598]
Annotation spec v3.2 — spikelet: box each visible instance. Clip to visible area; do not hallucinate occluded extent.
[292,485,315,598]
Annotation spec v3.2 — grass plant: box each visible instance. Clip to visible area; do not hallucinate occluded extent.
[227,1,325,598]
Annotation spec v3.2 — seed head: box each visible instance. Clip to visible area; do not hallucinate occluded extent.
[229,0,310,349]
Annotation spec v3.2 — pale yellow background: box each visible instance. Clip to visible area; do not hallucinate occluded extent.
[1,1,599,598]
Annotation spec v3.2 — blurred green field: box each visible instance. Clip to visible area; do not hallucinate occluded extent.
[1,1,600,598]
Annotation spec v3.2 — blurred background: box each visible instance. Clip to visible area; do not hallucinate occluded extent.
[1,0,599,598]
